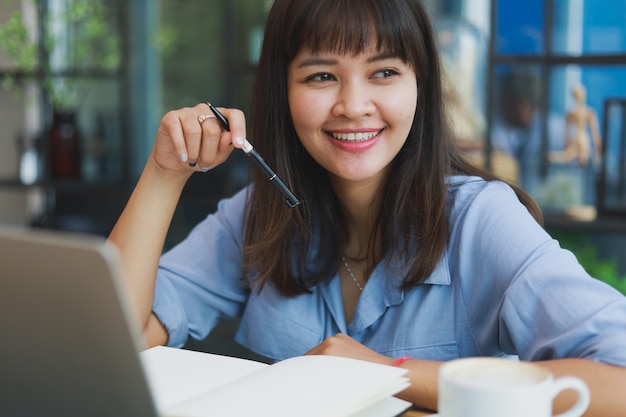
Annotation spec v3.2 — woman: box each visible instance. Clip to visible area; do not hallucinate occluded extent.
[109,0,626,414]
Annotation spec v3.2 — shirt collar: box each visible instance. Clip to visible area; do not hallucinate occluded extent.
[345,250,451,334]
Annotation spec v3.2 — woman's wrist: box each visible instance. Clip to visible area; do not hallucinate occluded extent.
[392,357,415,367]
[146,155,191,187]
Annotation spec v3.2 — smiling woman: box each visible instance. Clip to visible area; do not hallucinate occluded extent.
[107,0,626,415]
[287,46,417,186]
[248,0,476,295]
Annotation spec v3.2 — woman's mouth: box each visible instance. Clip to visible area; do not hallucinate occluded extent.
[330,129,383,142]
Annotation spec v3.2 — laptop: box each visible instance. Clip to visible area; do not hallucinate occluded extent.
[0,226,416,417]
[0,225,160,417]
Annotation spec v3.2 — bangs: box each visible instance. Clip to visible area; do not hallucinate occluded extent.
[284,0,418,64]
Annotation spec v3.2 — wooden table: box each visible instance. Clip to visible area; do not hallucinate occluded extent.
[401,407,435,416]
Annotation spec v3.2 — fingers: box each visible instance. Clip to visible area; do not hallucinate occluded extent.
[157,103,246,173]
[195,105,247,170]
[305,334,393,365]
[216,107,247,150]
[194,107,226,170]
[180,108,206,168]
[304,333,353,355]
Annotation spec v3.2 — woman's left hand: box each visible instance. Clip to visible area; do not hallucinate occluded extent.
[307,333,444,411]
[305,333,395,366]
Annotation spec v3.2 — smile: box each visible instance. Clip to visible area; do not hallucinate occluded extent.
[331,130,382,142]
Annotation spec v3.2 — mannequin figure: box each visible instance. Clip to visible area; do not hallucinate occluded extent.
[549,85,602,166]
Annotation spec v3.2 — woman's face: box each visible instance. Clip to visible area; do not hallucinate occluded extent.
[287,44,418,187]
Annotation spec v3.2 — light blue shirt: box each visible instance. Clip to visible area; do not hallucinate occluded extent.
[153,176,626,365]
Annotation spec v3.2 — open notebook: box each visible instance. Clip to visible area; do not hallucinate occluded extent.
[0,225,411,417]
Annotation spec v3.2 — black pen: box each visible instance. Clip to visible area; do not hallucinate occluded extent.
[207,103,300,208]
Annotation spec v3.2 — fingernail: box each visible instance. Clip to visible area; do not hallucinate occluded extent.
[199,167,210,173]
[242,139,253,153]
[180,152,188,163]
[234,136,245,147]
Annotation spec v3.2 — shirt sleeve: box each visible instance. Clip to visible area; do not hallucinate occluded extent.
[449,179,626,366]
[152,187,251,347]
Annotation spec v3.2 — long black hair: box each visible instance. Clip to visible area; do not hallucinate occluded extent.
[243,0,542,295]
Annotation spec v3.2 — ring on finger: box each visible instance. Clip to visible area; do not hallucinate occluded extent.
[198,114,215,124]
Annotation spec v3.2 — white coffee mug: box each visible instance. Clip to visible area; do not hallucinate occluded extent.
[437,357,590,417]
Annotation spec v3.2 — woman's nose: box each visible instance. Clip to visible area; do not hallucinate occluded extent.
[331,82,376,119]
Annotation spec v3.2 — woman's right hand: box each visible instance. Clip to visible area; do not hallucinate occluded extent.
[152,103,248,176]
[108,103,248,347]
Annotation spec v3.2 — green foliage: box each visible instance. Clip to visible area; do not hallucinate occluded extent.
[0,10,37,70]
[552,231,626,295]
[0,0,120,110]
[46,0,120,71]
[0,2,38,92]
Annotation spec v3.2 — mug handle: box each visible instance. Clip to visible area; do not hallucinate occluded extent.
[552,376,590,417]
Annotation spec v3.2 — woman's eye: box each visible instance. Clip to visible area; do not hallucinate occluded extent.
[306,72,334,82]
[372,69,399,79]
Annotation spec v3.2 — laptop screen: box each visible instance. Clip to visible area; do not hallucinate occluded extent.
[0,226,159,417]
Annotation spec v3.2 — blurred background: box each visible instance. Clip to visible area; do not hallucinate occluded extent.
[1,0,625,356]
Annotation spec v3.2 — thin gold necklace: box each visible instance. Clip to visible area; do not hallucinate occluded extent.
[341,255,364,291]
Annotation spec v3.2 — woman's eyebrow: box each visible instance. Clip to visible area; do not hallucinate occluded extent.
[296,57,338,68]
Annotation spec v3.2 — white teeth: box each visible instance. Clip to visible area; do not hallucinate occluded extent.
[332,130,380,142]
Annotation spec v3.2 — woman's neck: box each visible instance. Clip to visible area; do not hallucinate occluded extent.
[331,176,383,259]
